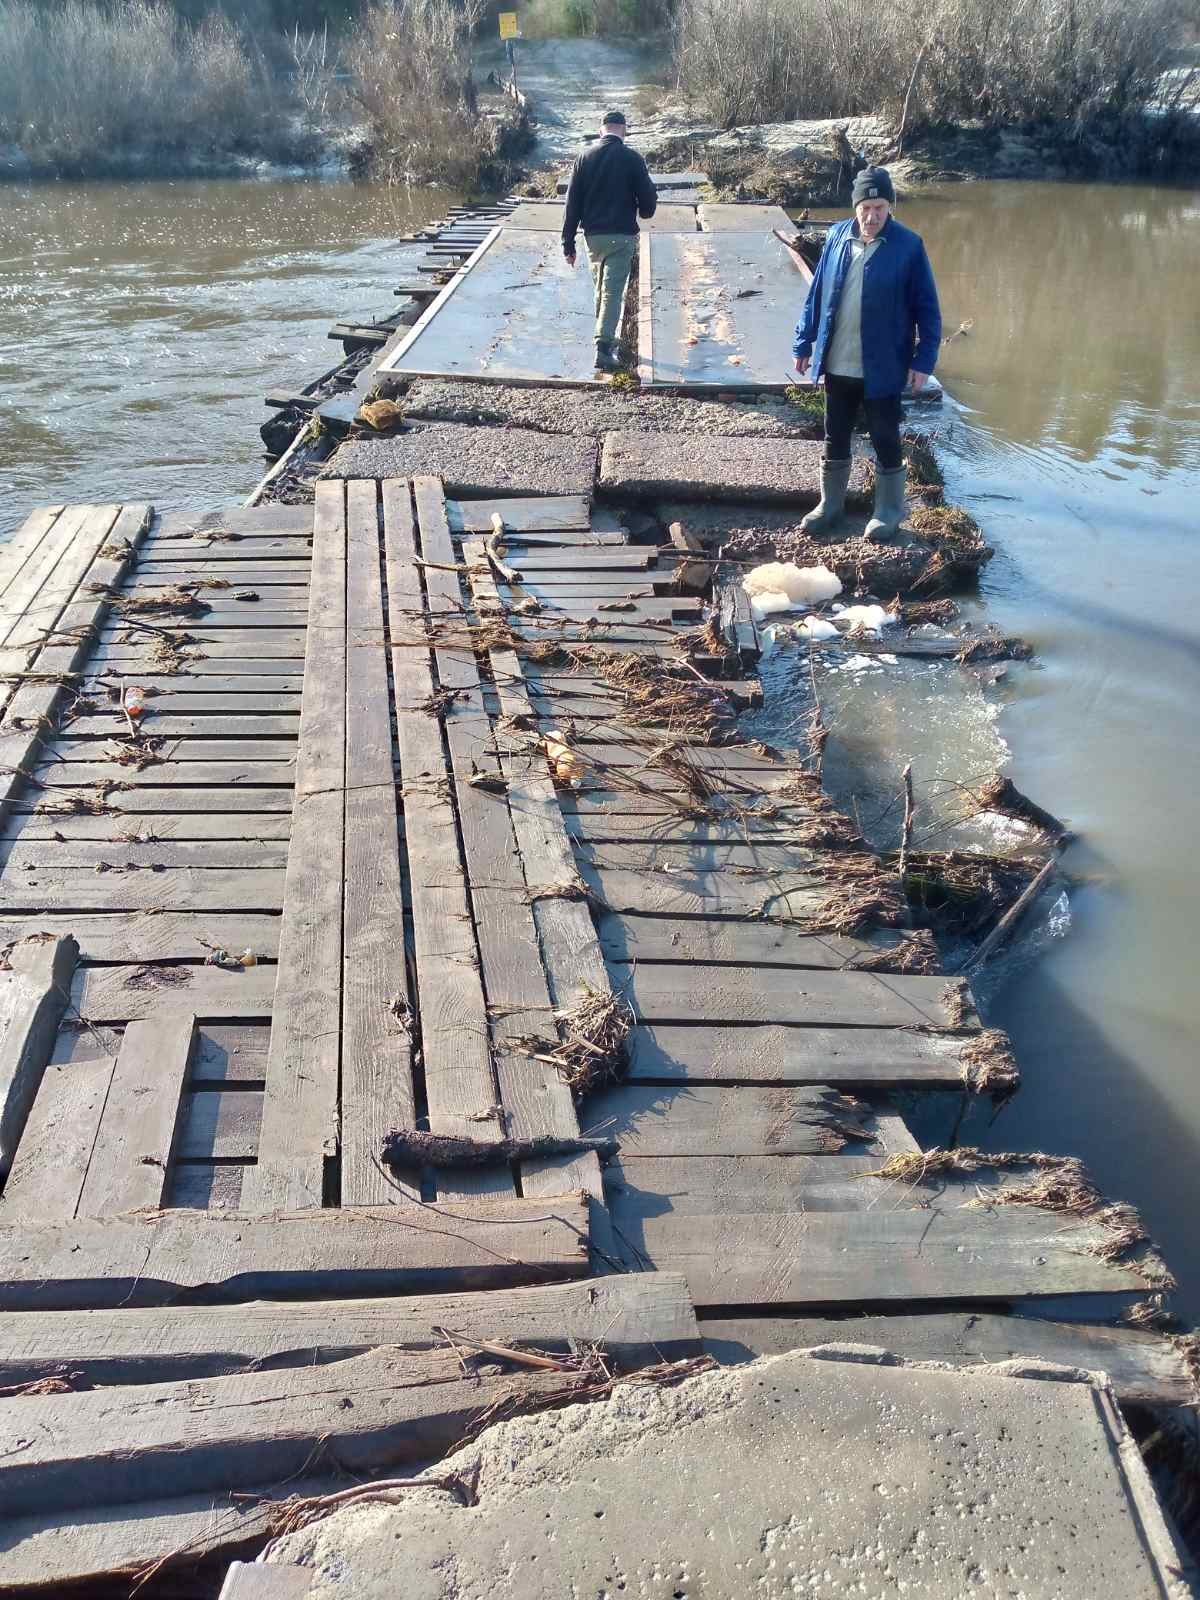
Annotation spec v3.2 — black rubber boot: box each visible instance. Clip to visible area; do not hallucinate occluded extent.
[594,339,620,373]
[864,465,908,542]
[800,458,851,535]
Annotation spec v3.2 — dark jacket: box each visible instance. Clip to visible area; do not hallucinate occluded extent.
[793,216,941,399]
[561,136,657,253]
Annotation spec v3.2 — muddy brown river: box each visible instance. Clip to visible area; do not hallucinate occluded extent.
[2,173,1199,1312]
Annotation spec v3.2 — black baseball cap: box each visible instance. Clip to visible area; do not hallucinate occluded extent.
[602,109,627,126]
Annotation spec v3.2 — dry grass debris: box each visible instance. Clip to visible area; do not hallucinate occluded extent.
[958,1029,1020,1095]
[514,987,634,1103]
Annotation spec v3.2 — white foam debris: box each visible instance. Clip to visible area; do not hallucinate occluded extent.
[743,562,842,607]
[836,604,897,638]
[749,590,794,622]
[797,615,839,640]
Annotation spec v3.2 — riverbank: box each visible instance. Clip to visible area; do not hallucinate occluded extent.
[638,107,1200,206]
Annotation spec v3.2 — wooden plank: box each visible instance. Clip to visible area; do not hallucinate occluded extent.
[52,737,298,763]
[490,551,649,572]
[87,652,307,675]
[66,715,300,739]
[76,1013,196,1216]
[607,1153,908,1218]
[1,840,290,869]
[0,1346,591,1516]
[73,964,276,1023]
[624,1023,971,1088]
[0,869,285,914]
[0,505,64,603]
[619,964,956,1029]
[698,1311,1197,1407]
[177,1088,261,1160]
[0,1272,699,1386]
[595,913,916,969]
[12,786,295,814]
[0,1194,589,1310]
[150,507,314,539]
[1,1047,118,1222]
[221,1564,312,1599]
[243,484,344,1213]
[383,482,501,1159]
[31,761,296,788]
[698,203,794,231]
[446,495,593,535]
[413,480,582,1196]
[2,813,292,845]
[582,1083,874,1156]
[0,503,109,652]
[581,863,828,917]
[169,1161,248,1209]
[616,1207,1153,1307]
[0,914,282,963]
[0,935,78,1177]
[0,1477,339,1593]
[78,680,304,703]
[341,480,416,1205]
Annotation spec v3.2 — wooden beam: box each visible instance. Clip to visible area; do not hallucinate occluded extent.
[0,934,78,1177]
[0,1345,585,1516]
[624,1022,971,1089]
[382,481,503,1176]
[0,1194,590,1310]
[341,480,416,1205]
[0,1272,699,1386]
[582,1083,874,1156]
[445,495,592,535]
[75,1013,196,1216]
[612,1207,1153,1307]
[699,1311,1197,1408]
[246,484,345,1211]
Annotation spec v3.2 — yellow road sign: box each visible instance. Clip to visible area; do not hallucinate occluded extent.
[499,11,518,37]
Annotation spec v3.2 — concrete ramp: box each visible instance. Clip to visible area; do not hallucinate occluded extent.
[263,1347,1194,1598]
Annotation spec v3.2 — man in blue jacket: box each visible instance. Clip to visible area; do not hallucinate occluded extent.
[793,167,941,540]
[562,110,658,373]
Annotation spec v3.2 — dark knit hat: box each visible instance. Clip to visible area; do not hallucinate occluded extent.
[852,166,895,206]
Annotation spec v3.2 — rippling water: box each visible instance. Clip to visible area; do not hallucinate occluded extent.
[2,173,1200,1313]
[0,178,448,530]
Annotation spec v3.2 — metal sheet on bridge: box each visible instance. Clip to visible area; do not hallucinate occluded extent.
[506,204,699,233]
[556,169,707,193]
[378,228,601,386]
[638,231,805,392]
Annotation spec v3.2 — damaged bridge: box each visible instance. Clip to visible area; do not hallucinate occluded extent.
[0,198,1192,1598]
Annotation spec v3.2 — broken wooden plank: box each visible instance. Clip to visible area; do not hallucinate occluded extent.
[698,1311,1197,1407]
[582,1083,873,1156]
[246,484,344,1212]
[0,1194,589,1309]
[0,934,78,1177]
[0,1272,698,1386]
[75,1013,196,1216]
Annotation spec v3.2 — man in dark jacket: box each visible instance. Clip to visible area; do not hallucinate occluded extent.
[562,110,657,372]
[793,167,941,540]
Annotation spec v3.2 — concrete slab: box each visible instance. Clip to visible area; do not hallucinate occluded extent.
[321,424,597,499]
[506,204,698,233]
[699,202,795,231]
[639,231,808,390]
[267,1348,1192,1599]
[404,380,819,440]
[601,430,872,506]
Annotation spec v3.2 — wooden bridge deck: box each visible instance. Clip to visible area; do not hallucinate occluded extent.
[0,484,1187,1590]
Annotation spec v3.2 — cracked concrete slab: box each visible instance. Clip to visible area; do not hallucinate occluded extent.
[266,1347,1192,1599]
[320,424,597,498]
[601,431,873,505]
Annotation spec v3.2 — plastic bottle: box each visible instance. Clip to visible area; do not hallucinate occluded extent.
[123,685,147,719]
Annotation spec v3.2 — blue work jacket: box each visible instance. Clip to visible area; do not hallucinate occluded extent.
[793,216,941,398]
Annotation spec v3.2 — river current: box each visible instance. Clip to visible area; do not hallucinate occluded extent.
[2,173,1199,1312]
